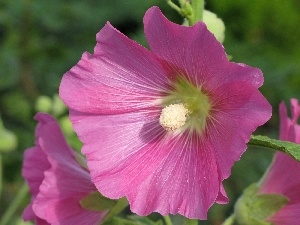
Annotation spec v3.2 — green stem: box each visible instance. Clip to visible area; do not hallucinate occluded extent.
[190,0,204,24]
[166,0,182,15]
[163,215,173,225]
[0,182,28,225]
[0,154,2,198]
[222,215,235,225]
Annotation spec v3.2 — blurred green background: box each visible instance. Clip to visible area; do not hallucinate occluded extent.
[0,0,299,224]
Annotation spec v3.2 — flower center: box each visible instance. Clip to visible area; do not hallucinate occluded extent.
[161,77,211,134]
[159,103,189,131]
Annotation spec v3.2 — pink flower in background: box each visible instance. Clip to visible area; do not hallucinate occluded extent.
[22,142,50,224]
[259,99,300,225]
[59,6,271,219]
[22,113,106,225]
[278,99,300,143]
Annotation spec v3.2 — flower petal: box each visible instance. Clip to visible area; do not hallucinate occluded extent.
[143,7,264,89]
[69,109,162,197]
[35,113,93,192]
[260,99,300,225]
[23,205,35,221]
[36,217,50,225]
[30,113,104,224]
[216,185,228,204]
[33,146,104,224]
[59,22,171,114]
[23,204,50,225]
[71,109,222,219]
[268,203,300,225]
[259,153,300,202]
[279,101,290,141]
[34,114,96,197]
[59,6,273,221]
[208,81,272,180]
[22,146,50,196]
[290,98,300,144]
[22,146,51,224]
[34,197,105,225]
[128,133,220,219]
[290,98,300,124]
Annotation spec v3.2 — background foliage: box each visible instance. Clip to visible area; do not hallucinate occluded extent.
[0,0,299,224]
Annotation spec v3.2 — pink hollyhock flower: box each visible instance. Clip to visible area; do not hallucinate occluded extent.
[22,113,106,225]
[258,99,300,225]
[59,6,271,219]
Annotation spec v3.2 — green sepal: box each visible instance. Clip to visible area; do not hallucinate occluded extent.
[178,0,193,21]
[249,135,300,161]
[234,183,289,225]
[80,191,117,211]
[166,0,204,26]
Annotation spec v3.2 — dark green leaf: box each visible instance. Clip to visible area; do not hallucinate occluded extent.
[80,191,117,211]
[249,135,300,161]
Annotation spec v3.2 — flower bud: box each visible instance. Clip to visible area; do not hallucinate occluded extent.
[234,184,289,225]
[203,10,225,43]
[0,119,17,152]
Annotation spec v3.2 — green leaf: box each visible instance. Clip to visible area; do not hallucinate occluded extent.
[184,219,198,225]
[101,197,128,224]
[249,135,300,161]
[128,215,164,225]
[222,215,235,225]
[0,155,2,196]
[104,216,164,225]
[1,92,32,124]
[234,183,289,225]
[81,194,129,224]
[103,217,143,225]
[80,191,117,211]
